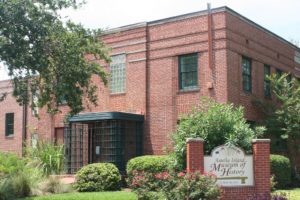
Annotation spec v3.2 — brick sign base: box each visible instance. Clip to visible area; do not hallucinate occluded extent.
[186,138,270,200]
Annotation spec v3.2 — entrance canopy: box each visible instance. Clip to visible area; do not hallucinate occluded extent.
[65,112,144,174]
[68,112,144,123]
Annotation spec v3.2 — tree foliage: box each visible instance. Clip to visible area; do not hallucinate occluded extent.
[0,0,110,115]
[265,74,300,169]
[170,98,264,170]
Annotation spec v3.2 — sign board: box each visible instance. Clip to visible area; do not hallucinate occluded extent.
[204,145,253,187]
[96,146,100,155]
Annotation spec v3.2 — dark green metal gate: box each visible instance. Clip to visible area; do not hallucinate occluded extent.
[64,112,144,174]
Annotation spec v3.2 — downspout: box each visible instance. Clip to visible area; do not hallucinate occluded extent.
[22,99,28,156]
[145,23,150,155]
[207,3,215,94]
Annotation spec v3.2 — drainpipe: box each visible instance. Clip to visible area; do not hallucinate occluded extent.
[145,23,150,155]
[22,101,28,157]
[207,3,214,92]
[208,3,213,70]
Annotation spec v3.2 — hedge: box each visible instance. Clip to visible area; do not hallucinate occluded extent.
[270,154,291,189]
[126,155,171,175]
[74,163,121,192]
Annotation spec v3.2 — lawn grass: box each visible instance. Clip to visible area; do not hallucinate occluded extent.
[21,191,137,200]
[274,188,300,200]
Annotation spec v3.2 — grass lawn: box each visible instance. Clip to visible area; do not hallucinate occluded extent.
[21,191,137,200]
[274,188,300,200]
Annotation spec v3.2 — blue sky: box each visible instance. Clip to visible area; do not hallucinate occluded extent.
[1,0,300,80]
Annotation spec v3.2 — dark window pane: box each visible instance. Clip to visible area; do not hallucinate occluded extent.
[287,74,292,83]
[179,53,198,90]
[242,57,252,92]
[276,69,282,78]
[5,113,14,136]
[264,65,271,97]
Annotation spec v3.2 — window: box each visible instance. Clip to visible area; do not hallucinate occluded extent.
[32,92,39,116]
[110,54,126,94]
[5,113,14,136]
[264,65,271,97]
[287,74,292,84]
[179,53,198,90]
[242,57,252,92]
[246,120,256,129]
[276,69,282,78]
[58,94,67,105]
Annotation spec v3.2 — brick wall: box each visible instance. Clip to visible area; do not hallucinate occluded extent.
[0,7,299,161]
[225,11,300,121]
[0,80,23,155]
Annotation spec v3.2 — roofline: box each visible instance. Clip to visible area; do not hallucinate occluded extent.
[102,22,147,35]
[69,111,144,122]
[0,79,11,83]
[147,6,226,26]
[224,6,300,51]
[102,6,300,51]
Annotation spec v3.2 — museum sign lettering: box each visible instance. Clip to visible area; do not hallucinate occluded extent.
[204,145,254,187]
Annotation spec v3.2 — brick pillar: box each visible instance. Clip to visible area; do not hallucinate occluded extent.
[252,139,271,198]
[186,138,204,173]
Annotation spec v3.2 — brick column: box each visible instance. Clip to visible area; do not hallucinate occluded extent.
[252,139,271,198]
[186,138,204,173]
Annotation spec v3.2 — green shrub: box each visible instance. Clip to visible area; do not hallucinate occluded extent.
[11,172,31,198]
[0,152,44,199]
[37,176,73,195]
[0,172,31,200]
[74,163,121,192]
[126,155,171,190]
[127,155,171,174]
[270,154,291,188]
[130,171,220,200]
[30,140,64,175]
[0,152,26,177]
[171,98,264,170]
[0,178,15,200]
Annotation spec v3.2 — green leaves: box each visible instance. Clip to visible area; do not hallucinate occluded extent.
[29,141,65,175]
[171,98,262,170]
[0,0,110,115]
[264,73,300,168]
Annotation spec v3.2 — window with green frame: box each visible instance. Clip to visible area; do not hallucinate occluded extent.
[276,68,282,78]
[264,65,271,97]
[5,113,14,136]
[110,54,126,94]
[179,53,198,90]
[242,56,252,92]
[286,74,292,83]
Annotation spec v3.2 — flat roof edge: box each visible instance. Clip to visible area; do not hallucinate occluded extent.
[101,6,299,51]
[102,22,147,35]
[224,7,300,51]
[148,6,226,26]
[69,111,144,122]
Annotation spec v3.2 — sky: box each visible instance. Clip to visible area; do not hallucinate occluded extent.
[1,0,300,80]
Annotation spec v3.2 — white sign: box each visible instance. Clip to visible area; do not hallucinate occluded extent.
[204,145,253,187]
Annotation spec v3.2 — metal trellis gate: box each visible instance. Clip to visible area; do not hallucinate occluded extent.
[64,120,143,174]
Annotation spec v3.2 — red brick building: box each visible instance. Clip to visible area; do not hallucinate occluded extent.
[1,6,300,172]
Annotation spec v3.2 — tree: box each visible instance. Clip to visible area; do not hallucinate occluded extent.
[0,0,110,115]
[267,73,300,170]
[170,98,264,170]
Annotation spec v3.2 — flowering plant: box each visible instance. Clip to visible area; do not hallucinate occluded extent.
[129,170,220,200]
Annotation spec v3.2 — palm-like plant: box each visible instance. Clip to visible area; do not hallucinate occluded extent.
[30,141,64,175]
